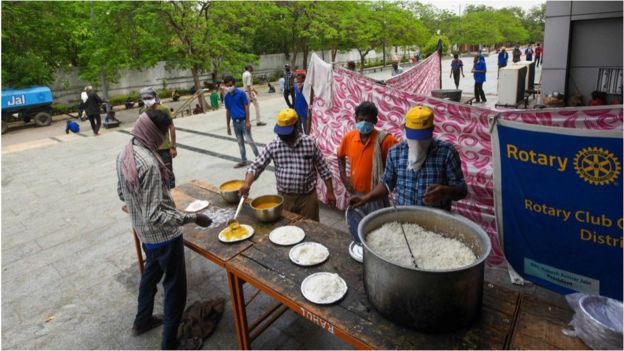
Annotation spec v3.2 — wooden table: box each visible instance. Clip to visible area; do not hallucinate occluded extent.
[225,219,588,350]
[124,180,587,350]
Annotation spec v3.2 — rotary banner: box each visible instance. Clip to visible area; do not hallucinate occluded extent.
[492,119,623,299]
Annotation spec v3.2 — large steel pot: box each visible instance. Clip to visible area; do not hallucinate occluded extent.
[358,206,491,332]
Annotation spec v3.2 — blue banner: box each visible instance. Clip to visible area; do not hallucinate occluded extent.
[493,120,623,300]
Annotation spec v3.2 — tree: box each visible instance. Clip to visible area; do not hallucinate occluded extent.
[524,4,546,43]
[456,11,503,46]
[1,1,83,88]
[423,34,450,56]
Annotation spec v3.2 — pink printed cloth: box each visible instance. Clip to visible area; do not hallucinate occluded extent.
[308,54,623,265]
[385,53,440,95]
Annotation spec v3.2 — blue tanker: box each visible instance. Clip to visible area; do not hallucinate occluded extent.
[2,86,54,133]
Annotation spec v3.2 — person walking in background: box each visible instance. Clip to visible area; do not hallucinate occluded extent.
[347,61,356,71]
[139,87,177,189]
[293,70,310,135]
[223,75,260,168]
[535,43,543,67]
[497,47,509,77]
[391,60,404,76]
[84,86,103,135]
[471,55,487,103]
[525,45,534,61]
[512,45,522,63]
[283,64,295,108]
[449,53,464,90]
[242,64,266,126]
[116,109,213,350]
[278,75,285,94]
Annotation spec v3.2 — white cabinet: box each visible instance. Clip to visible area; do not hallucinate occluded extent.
[497,65,527,105]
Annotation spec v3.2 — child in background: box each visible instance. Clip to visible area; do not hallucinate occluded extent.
[294,70,309,134]
[66,120,80,134]
[210,89,220,110]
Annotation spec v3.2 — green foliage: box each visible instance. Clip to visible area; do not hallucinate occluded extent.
[423,35,451,55]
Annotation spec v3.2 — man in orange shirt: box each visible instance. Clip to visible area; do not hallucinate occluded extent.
[338,102,398,246]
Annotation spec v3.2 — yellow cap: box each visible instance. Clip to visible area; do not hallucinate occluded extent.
[274,108,299,135]
[405,105,434,140]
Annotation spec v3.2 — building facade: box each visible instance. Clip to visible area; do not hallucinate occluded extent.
[542,1,623,105]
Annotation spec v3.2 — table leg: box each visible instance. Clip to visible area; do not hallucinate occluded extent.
[227,271,251,349]
[132,229,144,275]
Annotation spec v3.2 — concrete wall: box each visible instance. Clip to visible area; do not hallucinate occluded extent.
[541,1,623,103]
[52,46,417,104]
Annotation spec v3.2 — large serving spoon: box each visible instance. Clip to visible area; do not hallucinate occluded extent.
[390,199,418,269]
[227,195,246,231]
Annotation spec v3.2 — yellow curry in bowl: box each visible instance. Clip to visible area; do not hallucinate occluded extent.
[220,180,244,192]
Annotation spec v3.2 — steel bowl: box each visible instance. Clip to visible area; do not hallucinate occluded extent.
[250,195,284,222]
[358,206,491,332]
[219,180,244,204]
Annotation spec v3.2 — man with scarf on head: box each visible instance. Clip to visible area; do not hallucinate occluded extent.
[116,109,213,350]
[338,102,398,244]
[239,109,336,221]
[139,87,177,188]
[350,105,467,211]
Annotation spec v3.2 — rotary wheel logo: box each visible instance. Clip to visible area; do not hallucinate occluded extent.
[574,147,621,185]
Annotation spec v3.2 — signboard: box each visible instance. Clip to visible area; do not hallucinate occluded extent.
[492,119,623,300]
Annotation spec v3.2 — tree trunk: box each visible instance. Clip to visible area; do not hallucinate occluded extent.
[191,65,207,112]
[331,48,337,62]
[302,45,309,69]
[382,41,387,67]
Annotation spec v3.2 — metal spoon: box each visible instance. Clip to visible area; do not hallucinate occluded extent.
[391,199,418,269]
[227,195,246,230]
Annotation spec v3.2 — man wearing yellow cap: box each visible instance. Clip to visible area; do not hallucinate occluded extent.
[350,105,467,210]
[240,109,336,220]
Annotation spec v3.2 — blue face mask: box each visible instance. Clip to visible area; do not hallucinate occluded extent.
[356,121,374,135]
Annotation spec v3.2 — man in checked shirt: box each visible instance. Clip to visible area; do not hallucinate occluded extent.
[239,108,336,221]
[350,105,467,211]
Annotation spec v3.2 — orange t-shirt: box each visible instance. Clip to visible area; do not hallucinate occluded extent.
[337,129,398,193]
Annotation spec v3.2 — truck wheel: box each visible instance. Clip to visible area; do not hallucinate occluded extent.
[34,112,52,127]
[2,120,7,134]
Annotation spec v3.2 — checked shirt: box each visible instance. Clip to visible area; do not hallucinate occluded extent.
[116,141,196,244]
[247,135,332,195]
[382,139,467,210]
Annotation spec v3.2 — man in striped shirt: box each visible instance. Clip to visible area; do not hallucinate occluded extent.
[240,109,336,221]
[117,109,212,349]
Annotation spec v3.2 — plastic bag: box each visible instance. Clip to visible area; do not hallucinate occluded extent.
[562,293,623,350]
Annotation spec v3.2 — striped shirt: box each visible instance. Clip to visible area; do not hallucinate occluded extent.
[283,70,295,90]
[116,141,196,244]
[381,139,467,210]
[247,135,332,194]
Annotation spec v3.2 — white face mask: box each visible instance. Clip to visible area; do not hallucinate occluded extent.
[227,86,235,93]
[406,138,432,172]
[143,98,156,107]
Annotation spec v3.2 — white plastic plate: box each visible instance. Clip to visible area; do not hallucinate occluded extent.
[289,242,329,266]
[269,226,306,246]
[301,272,348,305]
[218,224,255,243]
[348,241,363,263]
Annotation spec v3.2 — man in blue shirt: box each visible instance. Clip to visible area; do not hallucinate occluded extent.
[497,47,509,77]
[472,55,487,103]
[349,105,467,211]
[525,45,534,61]
[224,75,260,168]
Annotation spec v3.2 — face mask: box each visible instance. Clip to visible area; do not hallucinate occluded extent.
[227,86,236,94]
[356,121,374,135]
[278,130,297,143]
[143,98,156,108]
[406,138,432,172]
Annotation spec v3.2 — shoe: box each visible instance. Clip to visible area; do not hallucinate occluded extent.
[474,100,480,103]
[233,161,250,168]
[482,99,487,103]
[256,122,267,126]
[132,314,163,336]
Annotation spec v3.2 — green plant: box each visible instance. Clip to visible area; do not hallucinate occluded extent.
[51,103,78,115]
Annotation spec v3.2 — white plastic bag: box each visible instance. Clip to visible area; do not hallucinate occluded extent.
[562,293,623,350]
